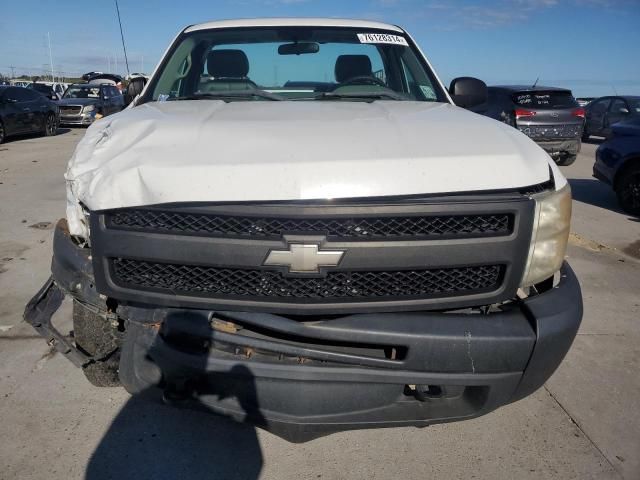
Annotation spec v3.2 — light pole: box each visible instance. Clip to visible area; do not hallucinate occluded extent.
[48,32,55,82]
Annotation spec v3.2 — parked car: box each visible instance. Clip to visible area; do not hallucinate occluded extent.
[28,82,63,101]
[81,71,104,81]
[583,96,640,141]
[25,18,582,442]
[87,73,124,86]
[0,86,59,144]
[576,97,595,107]
[57,83,124,126]
[10,80,32,88]
[125,72,149,81]
[593,116,640,214]
[476,85,584,166]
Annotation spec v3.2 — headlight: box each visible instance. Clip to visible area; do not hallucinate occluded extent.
[521,184,572,287]
[83,105,95,113]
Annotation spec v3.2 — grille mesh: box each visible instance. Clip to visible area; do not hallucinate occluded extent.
[109,210,511,239]
[59,106,82,115]
[112,258,503,301]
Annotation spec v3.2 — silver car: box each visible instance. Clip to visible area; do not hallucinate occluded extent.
[478,85,585,166]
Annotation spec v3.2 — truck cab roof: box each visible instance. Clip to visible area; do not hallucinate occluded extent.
[185,17,404,33]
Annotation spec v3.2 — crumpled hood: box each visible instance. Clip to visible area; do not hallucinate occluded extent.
[65,100,564,236]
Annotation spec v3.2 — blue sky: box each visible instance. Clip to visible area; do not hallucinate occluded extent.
[2,0,639,96]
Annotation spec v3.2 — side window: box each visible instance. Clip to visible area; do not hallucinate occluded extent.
[23,89,42,101]
[399,50,436,100]
[2,87,19,102]
[591,99,610,115]
[609,98,628,114]
[9,88,34,102]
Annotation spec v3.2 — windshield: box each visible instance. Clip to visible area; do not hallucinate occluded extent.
[147,26,446,103]
[64,86,101,99]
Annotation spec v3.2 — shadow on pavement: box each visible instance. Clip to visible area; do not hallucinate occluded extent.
[582,137,604,145]
[85,392,263,480]
[1,128,73,144]
[569,178,622,213]
[85,315,265,480]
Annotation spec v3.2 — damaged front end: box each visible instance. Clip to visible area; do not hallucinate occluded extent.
[24,219,112,369]
[25,217,583,442]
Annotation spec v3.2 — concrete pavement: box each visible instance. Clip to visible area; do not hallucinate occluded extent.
[0,131,637,479]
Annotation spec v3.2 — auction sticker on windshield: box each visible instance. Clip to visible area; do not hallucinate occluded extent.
[357,33,409,46]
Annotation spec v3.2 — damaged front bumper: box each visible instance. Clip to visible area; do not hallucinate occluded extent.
[25,220,583,442]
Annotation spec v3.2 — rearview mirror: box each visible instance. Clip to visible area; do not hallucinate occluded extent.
[278,42,320,55]
[449,77,488,109]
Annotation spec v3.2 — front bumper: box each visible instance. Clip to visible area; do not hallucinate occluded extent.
[59,112,95,126]
[24,220,583,442]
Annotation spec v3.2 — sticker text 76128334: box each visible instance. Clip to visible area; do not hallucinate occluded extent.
[357,33,409,46]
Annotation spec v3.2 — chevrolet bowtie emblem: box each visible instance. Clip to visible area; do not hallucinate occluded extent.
[263,244,345,273]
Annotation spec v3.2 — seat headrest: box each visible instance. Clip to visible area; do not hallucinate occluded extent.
[207,49,249,78]
[335,55,372,83]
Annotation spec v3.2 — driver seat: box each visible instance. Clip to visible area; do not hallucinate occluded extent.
[334,55,373,83]
[200,49,256,92]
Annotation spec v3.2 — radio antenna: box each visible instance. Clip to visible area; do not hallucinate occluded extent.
[114,0,130,75]
[532,77,539,89]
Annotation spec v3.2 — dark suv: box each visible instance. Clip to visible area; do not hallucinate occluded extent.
[479,86,585,166]
[58,83,124,126]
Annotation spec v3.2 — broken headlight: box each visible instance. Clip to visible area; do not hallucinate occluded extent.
[521,184,572,287]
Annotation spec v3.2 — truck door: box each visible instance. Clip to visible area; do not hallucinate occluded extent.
[587,98,611,136]
[604,98,631,138]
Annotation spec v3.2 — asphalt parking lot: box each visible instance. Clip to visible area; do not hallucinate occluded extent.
[0,130,638,480]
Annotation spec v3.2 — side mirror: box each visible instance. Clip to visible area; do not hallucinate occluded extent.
[449,77,488,109]
[128,77,147,97]
[125,77,147,105]
[620,107,630,114]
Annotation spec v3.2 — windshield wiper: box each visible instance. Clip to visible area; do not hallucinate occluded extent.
[170,89,284,102]
[316,91,406,101]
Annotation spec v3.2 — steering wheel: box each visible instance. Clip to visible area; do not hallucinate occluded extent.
[339,76,387,88]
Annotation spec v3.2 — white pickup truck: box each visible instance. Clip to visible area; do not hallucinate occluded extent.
[25,18,582,442]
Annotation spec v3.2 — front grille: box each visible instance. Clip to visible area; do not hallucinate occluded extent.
[518,124,582,139]
[59,106,82,115]
[112,258,503,301]
[108,210,512,240]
